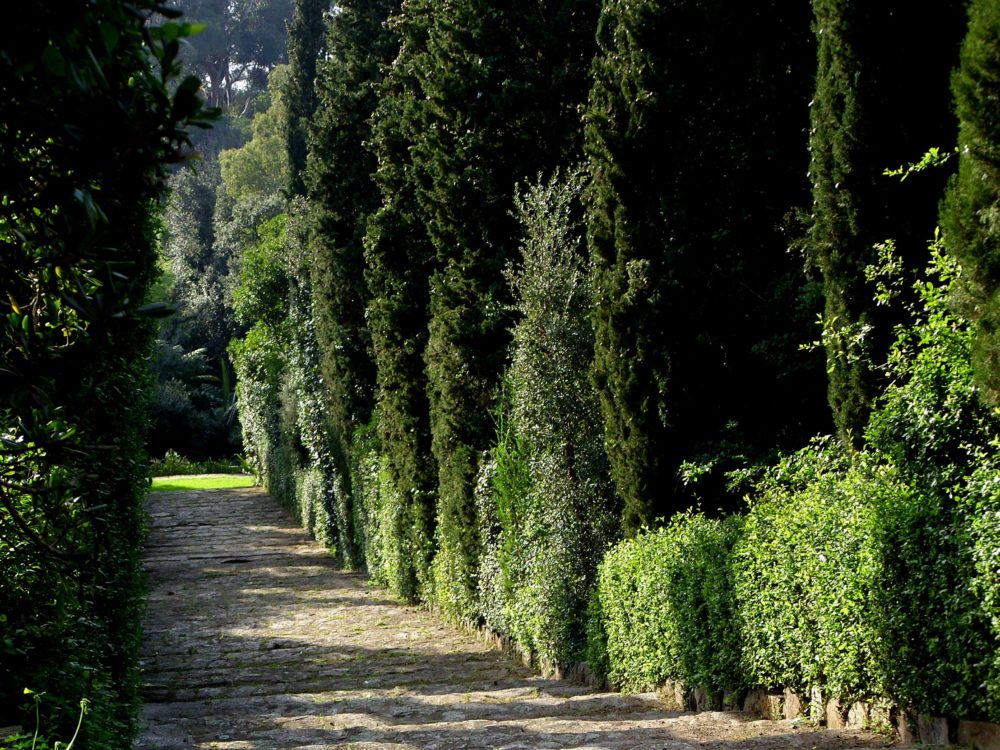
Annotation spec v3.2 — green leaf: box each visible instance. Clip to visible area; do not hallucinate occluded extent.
[41,44,66,76]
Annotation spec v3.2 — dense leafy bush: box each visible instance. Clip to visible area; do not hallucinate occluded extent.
[865,250,999,720]
[586,249,1000,723]
[476,171,617,669]
[967,460,1000,716]
[594,513,742,696]
[734,443,897,700]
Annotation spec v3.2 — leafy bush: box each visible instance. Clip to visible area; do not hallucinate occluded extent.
[734,443,898,700]
[0,2,213,744]
[967,459,1000,717]
[474,171,617,669]
[595,513,742,695]
[733,249,1000,718]
[585,247,1000,723]
[150,450,246,477]
[865,249,998,720]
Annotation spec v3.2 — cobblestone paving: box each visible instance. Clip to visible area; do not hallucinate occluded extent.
[136,487,892,750]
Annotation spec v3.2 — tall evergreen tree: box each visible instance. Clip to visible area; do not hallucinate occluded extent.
[806,0,966,445]
[586,0,824,533]
[308,0,394,447]
[306,0,397,569]
[285,0,327,196]
[365,0,438,600]
[408,0,601,617]
[941,0,1000,403]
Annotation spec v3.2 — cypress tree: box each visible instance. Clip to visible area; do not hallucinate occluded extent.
[284,0,326,196]
[941,0,1000,403]
[365,0,438,600]
[586,0,824,533]
[306,0,397,566]
[410,0,600,618]
[806,0,966,445]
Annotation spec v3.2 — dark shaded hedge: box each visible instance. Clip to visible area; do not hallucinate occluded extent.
[0,2,212,744]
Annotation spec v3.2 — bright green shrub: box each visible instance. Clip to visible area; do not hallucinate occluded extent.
[595,513,742,695]
[875,486,990,719]
[967,461,1000,717]
[864,249,999,720]
[232,207,355,563]
[476,410,533,644]
[735,444,901,700]
[733,249,1000,718]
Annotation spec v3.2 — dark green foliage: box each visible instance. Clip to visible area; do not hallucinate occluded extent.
[941,0,1000,404]
[364,0,438,600]
[305,0,397,576]
[0,1,212,743]
[594,513,743,697]
[477,171,618,669]
[585,0,824,532]
[147,341,239,459]
[285,0,327,196]
[309,0,395,438]
[805,0,967,444]
[407,0,600,620]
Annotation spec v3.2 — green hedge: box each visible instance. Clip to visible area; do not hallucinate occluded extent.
[0,3,212,744]
[733,446,897,700]
[591,454,999,721]
[593,513,742,695]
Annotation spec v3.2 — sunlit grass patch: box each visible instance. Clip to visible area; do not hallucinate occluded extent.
[151,474,256,492]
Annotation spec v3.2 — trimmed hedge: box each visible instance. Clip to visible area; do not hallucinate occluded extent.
[593,513,742,696]
[733,445,898,701]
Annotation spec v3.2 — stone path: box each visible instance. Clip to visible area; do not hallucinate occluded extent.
[136,487,892,750]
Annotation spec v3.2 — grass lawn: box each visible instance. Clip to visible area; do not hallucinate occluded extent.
[151,474,257,492]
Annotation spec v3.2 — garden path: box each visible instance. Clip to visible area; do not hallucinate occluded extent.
[135,487,891,750]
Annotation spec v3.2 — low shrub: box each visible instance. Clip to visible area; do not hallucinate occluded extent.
[733,443,897,700]
[967,460,1000,718]
[595,512,742,695]
[150,450,247,477]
